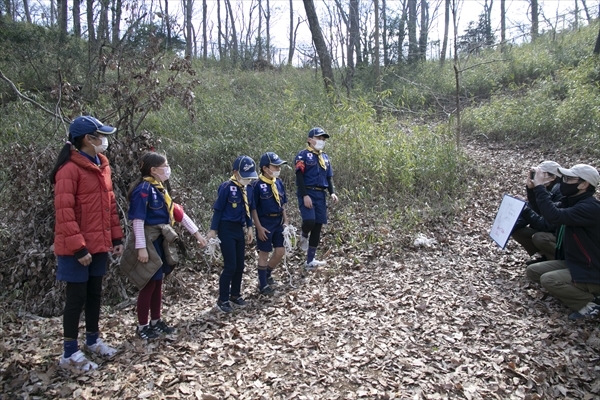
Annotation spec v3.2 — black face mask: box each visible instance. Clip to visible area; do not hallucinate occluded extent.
[560,182,580,197]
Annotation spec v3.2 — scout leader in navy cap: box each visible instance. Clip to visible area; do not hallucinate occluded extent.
[207,155,258,313]
[250,152,289,295]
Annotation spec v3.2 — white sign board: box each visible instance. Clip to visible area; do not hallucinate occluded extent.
[490,194,526,249]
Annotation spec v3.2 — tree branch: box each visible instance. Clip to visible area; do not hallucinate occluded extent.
[0,69,70,123]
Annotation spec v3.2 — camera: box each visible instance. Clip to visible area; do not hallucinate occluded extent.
[530,171,535,179]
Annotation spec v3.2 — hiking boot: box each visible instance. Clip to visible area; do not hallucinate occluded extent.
[299,236,309,252]
[217,300,233,313]
[305,259,326,271]
[525,255,547,266]
[266,275,276,286]
[59,350,98,372]
[568,301,600,320]
[137,325,159,340]
[230,297,248,308]
[151,319,175,335]
[259,285,275,295]
[85,339,117,358]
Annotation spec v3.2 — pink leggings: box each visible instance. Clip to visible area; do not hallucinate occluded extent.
[137,279,163,325]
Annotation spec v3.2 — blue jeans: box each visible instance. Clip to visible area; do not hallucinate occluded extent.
[218,221,246,302]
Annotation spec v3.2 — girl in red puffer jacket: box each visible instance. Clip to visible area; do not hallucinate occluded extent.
[50,116,124,373]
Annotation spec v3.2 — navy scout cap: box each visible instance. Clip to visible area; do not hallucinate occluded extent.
[308,127,330,138]
[232,155,258,179]
[69,116,117,138]
[259,152,287,169]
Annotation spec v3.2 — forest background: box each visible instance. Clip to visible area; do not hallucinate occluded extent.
[1,0,600,397]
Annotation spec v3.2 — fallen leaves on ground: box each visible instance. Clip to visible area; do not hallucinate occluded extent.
[1,142,599,399]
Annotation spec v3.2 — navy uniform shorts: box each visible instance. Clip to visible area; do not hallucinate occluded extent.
[298,189,328,224]
[256,216,285,252]
[56,252,109,283]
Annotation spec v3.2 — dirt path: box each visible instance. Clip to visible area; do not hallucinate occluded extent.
[2,142,599,399]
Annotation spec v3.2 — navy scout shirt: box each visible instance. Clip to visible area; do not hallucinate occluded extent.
[251,178,287,217]
[211,180,254,229]
[128,181,170,225]
[294,149,333,188]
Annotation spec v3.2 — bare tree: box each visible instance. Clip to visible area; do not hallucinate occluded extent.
[303,0,335,92]
[164,0,171,50]
[349,0,360,68]
[86,0,96,46]
[374,0,380,88]
[217,0,223,60]
[112,0,122,47]
[72,0,80,37]
[288,0,297,65]
[225,0,238,64]
[500,0,506,52]
[531,0,538,41]
[418,0,429,60]
[440,0,449,64]
[23,0,31,23]
[57,0,68,36]
[408,0,418,62]
[580,0,591,23]
[258,0,263,59]
[203,0,208,59]
[265,0,271,62]
[382,0,388,66]
[185,0,193,57]
[594,21,600,54]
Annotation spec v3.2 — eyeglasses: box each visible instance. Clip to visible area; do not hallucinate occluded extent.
[562,175,583,183]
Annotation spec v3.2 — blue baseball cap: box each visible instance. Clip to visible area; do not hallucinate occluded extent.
[69,116,117,139]
[232,155,258,179]
[259,152,287,169]
[308,127,330,138]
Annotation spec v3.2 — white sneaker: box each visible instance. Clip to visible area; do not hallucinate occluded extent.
[59,350,98,372]
[305,259,326,270]
[299,235,309,251]
[85,339,118,358]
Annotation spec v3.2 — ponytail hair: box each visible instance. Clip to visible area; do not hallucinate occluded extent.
[127,152,168,200]
[50,135,85,184]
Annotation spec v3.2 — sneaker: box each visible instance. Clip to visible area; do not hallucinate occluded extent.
[568,301,600,320]
[151,319,175,335]
[299,235,309,252]
[137,325,159,340]
[230,297,248,308]
[259,285,275,295]
[305,259,326,271]
[85,339,117,358]
[266,275,276,286]
[59,350,98,372]
[217,300,233,313]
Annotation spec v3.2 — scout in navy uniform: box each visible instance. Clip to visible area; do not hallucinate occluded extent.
[126,152,207,339]
[295,127,339,270]
[250,152,289,295]
[207,155,258,313]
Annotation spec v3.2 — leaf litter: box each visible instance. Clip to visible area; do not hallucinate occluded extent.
[1,142,599,399]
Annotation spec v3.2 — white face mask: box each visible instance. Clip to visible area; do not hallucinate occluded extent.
[239,178,252,186]
[313,139,326,150]
[271,170,281,178]
[92,136,109,154]
[156,166,171,182]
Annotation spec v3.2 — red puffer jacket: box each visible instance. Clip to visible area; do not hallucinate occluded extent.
[53,150,123,256]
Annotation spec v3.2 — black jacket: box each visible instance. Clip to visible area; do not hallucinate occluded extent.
[534,185,600,284]
[515,181,564,233]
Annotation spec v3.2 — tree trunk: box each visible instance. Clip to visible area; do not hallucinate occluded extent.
[452,0,461,149]
[97,0,109,43]
[398,0,408,62]
[303,0,335,92]
[57,0,68,37]
[348,0,359,69]
[374,0,380,87]
[225,0,238,65]
[531,0,538,41]
[165,0,171,50]
[23,0,32,23]
[86,0,96,46]
[500,0,506,52]
[288,0,295,65]
[594,22,600,54]
[112,0,122,47]
[266,0,271,62]
[258,0,263,59]
[217,0,223,60]
[382,0,388,66]
[203,0,208,59]
[408,0,418,62]
[3,0,12,20]
[574,0,579,30]
[185,0,193,57]
[440,0,449,64]
[580,0,591,23]
[418,0,428,60]
[72,0,80,37]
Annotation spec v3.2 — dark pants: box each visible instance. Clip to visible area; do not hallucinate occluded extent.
[218,221,246,302]
[63,276,103,339]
